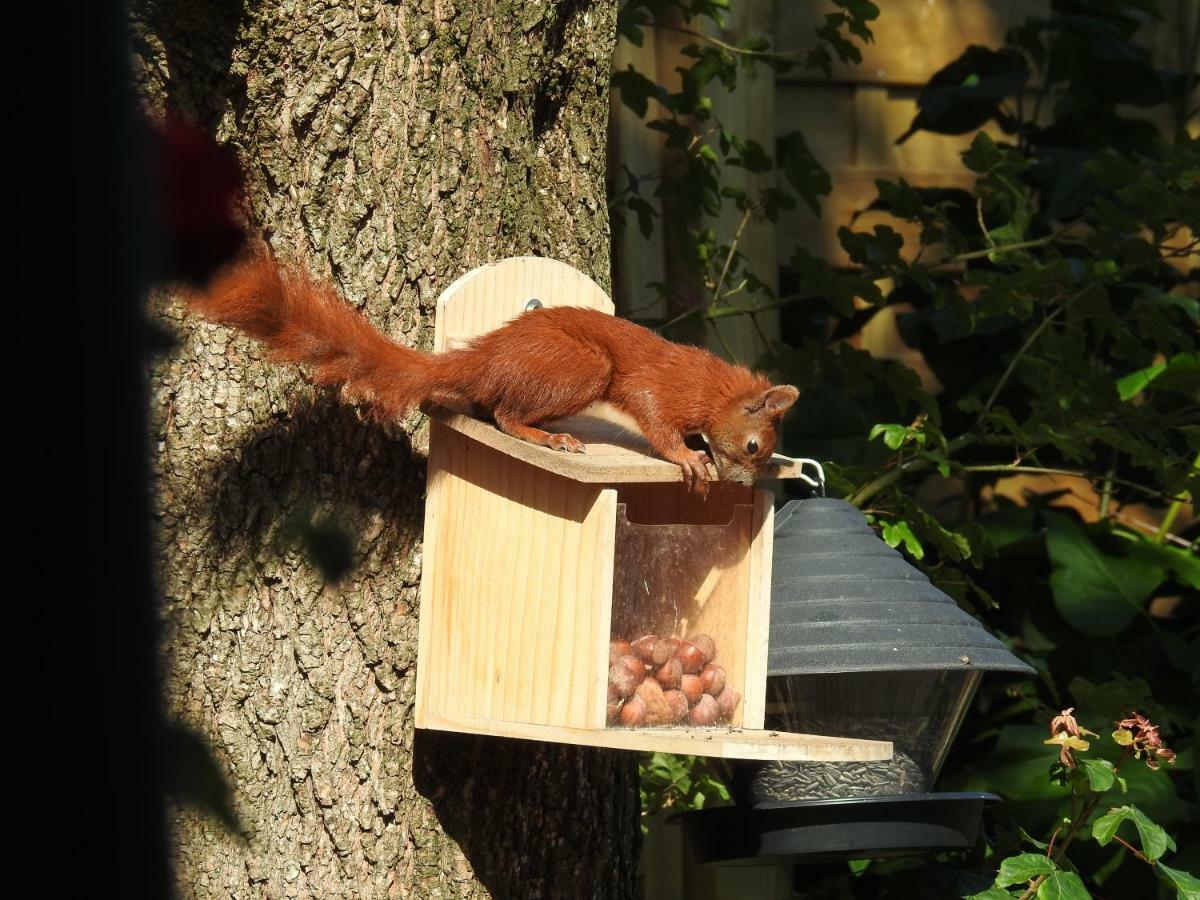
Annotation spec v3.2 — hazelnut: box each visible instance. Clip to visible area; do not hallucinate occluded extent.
[619,654,646,682]
[609,638,633,663]
[608,657,643,698]
[607,701,622,724]
[663,690,690,723]
[680,674,704,706]
[700,664,726,697]
[620,696,646,726]
[689,694,718,726]
[651,639,674,666]
[675,641,706,675]
[655,657,682,690]
[688,633,716,665]
[631,634,658,664]
[716,689,741,723]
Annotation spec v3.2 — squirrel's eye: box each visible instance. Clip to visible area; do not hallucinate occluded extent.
[746,439,759,455]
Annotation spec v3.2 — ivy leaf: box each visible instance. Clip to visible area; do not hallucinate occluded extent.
[1044,513,1162,636]
[1157,862,1200,899]
[777,131,832,214]
[839,224,905,268]
[996,853,1057,886]
[1036,870,1091,900]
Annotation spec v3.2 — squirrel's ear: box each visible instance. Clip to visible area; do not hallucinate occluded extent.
[763,385,799,415]
[744,385,799,416]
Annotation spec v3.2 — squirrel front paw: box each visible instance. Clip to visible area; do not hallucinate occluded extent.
[675,449,712,496]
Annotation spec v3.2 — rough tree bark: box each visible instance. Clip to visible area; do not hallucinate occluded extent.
[129,1,639,896]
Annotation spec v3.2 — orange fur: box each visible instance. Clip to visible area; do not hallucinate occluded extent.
[188,256,799,491]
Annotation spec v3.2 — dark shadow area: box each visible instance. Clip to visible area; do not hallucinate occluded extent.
[530,0,591,138]
[413,729,642,899]
[132,0,250,128]
[191,393,425,587]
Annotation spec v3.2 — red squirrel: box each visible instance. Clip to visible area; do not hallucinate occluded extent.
[187,256,799,493]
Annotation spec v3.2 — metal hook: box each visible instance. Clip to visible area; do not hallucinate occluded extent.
[789,458,826,497]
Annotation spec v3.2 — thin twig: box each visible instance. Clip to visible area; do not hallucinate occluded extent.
[653,23,806,59]
[947,219,1085,265]
[657,207,754,333]
[980,308,1063,420]
[1154,450,1199,544]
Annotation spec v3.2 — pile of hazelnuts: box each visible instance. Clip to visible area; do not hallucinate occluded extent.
[608,632,741,727]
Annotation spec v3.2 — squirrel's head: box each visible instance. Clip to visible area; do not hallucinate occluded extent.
[699,384,800,486]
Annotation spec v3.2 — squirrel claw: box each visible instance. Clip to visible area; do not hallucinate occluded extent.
[546,433,586,454]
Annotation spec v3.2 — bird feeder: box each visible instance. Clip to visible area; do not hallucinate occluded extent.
[678,497,1033,862]
[413,258,893,762]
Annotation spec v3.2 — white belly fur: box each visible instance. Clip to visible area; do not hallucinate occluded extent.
[575,401,645,436]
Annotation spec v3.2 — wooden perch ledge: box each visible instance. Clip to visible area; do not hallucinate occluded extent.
[425,406,815,485]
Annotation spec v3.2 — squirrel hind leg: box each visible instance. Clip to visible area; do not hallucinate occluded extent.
[494,415,586,454]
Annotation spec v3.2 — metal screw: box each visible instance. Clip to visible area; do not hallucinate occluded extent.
[525,298,543,311]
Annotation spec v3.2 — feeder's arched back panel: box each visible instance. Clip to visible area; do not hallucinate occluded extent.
[433,256,614,352]
[417,258,618,731]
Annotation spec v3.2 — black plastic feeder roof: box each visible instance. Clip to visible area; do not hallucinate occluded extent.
[769,499,1033,677]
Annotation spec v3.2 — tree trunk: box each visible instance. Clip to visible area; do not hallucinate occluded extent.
[130,1,640,896]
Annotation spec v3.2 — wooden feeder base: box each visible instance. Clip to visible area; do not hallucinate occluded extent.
[421,713,891,762]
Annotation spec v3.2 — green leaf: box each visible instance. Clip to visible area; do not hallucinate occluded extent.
[1157,862,1200,900]
[1092,805,1176,861]
[882,520,924,559]
[1133,287,1200,321]
[869,423,909,449]
[1117,353,1199,400]
[1036,870,1091,900]
[1080,758,1116,792]
[1045,513,1162,636]
[1129,806,1176,861]
[966,889,1020,900]
[996,852,1057,886]
[1124,540,1200,589]
[1019,828,1050,850]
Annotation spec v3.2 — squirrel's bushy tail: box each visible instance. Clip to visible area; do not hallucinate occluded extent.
[189,256,436,419]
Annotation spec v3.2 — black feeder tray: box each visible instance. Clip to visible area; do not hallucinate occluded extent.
[679,499,1032,865]
[673,792,1000,865]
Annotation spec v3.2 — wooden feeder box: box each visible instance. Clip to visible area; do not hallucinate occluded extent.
[414,258,892,763]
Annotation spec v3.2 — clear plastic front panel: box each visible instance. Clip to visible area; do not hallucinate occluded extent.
[606,495,754,729]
